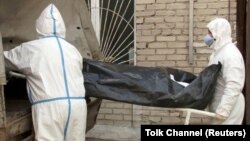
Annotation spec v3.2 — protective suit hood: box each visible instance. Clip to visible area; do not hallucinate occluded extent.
[206,18,232,50]
[36,4,66,38]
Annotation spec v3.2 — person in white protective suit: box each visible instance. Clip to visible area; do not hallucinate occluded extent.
[204,18,245,124]
[4,4,87,140]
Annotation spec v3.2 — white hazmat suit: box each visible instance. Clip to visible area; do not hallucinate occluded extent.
[206,18,245,124]
[4,4,87,140]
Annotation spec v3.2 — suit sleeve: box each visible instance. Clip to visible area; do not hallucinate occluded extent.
[4,44,31,75]
[216,54,245,117]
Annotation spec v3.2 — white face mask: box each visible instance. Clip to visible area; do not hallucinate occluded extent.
[204,34,215,47]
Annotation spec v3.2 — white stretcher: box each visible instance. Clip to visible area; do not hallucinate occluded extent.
[9,71,26,79]
[165,108,216,125]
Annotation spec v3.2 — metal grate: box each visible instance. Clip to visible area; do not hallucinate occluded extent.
[86,0,135,65]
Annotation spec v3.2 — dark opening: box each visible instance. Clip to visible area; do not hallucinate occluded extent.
[4,77,29,100]
[3,77,32,140]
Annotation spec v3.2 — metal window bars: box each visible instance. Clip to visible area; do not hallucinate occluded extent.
[86,0,135,65]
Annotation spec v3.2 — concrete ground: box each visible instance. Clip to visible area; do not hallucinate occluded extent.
[86,125,140,141]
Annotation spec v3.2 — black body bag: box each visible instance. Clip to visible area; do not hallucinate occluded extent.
[83,59,221,110]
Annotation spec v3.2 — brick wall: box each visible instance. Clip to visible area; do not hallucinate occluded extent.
[96,0,237,126]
